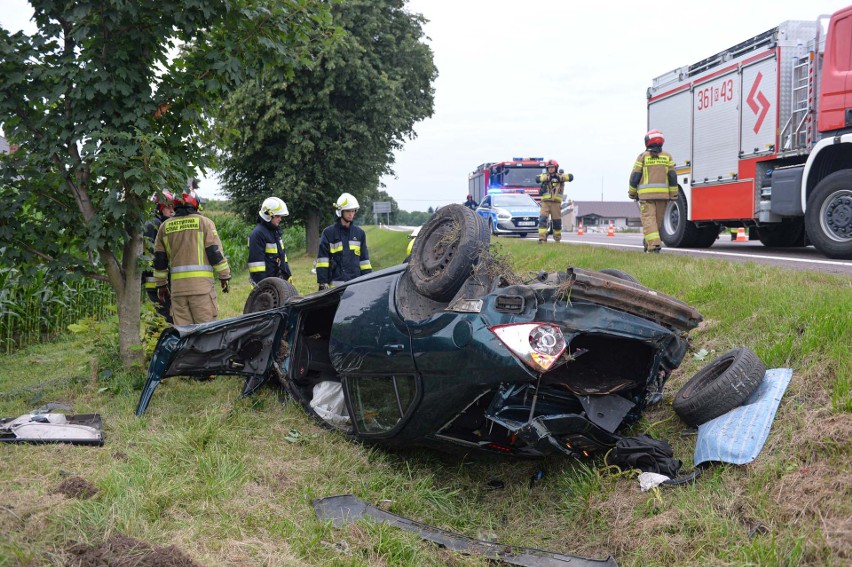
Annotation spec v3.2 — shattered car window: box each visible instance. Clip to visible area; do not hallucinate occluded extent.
[349,375,417,434]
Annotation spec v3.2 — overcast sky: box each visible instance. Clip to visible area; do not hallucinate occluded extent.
[3,0,850,209]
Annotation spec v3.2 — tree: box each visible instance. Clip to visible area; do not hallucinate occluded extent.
[0,0,333,366]
[217,0,436,255]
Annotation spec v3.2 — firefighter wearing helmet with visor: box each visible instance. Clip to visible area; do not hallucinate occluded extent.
[628,129,678,253]
[152,192,231,325]
[535,160,574,243]
[316,193,372,291]
[248,197,292,285]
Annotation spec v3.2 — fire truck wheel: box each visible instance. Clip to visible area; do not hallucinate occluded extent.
[661,190,712,248]
[243,277,300,314]
[756,219,806,247]
[598,268,640,284]
[805,171,852,259]
[409,204,488,302]
[673,347,765,427]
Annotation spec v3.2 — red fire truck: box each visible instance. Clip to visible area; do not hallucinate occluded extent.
[468,157,553,204]
[647,5,852,259]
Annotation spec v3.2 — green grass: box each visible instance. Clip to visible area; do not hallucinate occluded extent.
[0,230,849,566]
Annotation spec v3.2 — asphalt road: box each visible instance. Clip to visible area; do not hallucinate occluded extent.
[519,231,852,277]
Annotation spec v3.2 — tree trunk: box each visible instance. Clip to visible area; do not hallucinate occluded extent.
[305,210,321,258]
[101,233,144,368]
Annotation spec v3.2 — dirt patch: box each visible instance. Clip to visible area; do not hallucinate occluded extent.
[53,476,97,500]
[67,534,201,567]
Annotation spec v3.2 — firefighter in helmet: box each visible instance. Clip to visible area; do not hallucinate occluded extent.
[463,194,478,210]
[535,160,574,243]
[628,129,678,253]
[248,196,293,286]
[153,192,231,325]
[142,191,174,322]
[316,193,372,290]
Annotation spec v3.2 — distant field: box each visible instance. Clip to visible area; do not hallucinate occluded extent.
[0,226,849,566]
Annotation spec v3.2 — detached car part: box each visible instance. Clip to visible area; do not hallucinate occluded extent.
[1,403,104,446]
[314,494,618,567]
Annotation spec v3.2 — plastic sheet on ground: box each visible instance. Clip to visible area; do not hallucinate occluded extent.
[694,368,793,466]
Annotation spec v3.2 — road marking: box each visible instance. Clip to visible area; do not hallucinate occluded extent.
[557,239,852,267]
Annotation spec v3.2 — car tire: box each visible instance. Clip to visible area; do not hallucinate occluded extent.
[598,268,640,284]
[409,204,489,302]
[673,347,765,427]
[804,170,852,259]
[518,233,528,238]
[490,219,499,237]
[243,277,299,314]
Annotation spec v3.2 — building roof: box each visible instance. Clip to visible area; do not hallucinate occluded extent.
[574,201,640,219]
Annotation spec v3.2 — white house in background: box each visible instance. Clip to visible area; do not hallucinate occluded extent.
[574,201,641,229]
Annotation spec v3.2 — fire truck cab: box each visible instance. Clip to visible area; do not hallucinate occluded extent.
[468,157,551,205]
[647,5,852,259]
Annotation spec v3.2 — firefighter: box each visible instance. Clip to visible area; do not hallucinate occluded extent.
[463,194,478,210]
[628,129,678,253]
[142,191,175,322]
[153,192,231,325]
[316,193,372,290]
[248,196,292,286]
[535,160,574,243]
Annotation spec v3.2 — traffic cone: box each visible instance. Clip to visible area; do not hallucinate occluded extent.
[577,221,584,236]
[607,221,615,237]
[735,227,748,242]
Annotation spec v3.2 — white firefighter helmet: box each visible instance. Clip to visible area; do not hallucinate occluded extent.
[259,197,289,222]
[334,193,359,217]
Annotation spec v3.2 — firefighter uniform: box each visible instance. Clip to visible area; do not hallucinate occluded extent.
[153,211,231,325]
[142,215,171,322]
[316,220,372,286]
[628,150,678,251]
[536,170,573,242]
[247,221,292,285]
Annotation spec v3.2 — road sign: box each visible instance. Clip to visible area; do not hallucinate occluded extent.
[373,201,392,213]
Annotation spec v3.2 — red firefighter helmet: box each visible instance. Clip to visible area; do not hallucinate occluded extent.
[644,129,665,148]
[176,192,199,209]
[546,160,558,170]
[150,190,174,214]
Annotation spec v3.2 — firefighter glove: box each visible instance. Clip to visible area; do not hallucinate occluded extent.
[220,279,230,293]
[318,283,329,291]
[628,189,638,200]
[157,286,170,303]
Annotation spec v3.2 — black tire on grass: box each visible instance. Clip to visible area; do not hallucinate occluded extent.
[243,277,299,314]
[673,347,765,426]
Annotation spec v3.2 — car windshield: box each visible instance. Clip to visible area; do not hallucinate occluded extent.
[492,194,537,208]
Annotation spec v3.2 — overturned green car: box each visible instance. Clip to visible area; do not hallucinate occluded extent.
[137,205,702,458]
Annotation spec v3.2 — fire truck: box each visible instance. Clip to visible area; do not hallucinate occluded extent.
[647,5,852,259]
[468,157,552,204]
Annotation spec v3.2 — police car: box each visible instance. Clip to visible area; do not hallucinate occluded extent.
[475,191,540,237]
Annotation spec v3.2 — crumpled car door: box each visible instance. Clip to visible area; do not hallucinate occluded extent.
[136,310,287,415]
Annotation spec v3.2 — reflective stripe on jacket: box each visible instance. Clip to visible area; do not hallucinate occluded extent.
[536,173,572,202]
[153,213,230,296]
[630,151,678,200]
[247,221,291,284]
[316,220,372,285]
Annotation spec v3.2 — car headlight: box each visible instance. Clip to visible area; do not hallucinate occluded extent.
[490,323,567,373]
[495,208,511,220]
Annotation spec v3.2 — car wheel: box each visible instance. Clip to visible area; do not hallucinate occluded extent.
[409,204,488,302]
[490,219,499,237]
[598,268,640,284]
[673,347,765,426]
[804,170,852,259]
[243,277,299,314]
[518,232,528,238]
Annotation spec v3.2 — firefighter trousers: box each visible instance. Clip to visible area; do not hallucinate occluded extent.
[538,201,562,242]
[639,200,669,250]
[171,289,219,326]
